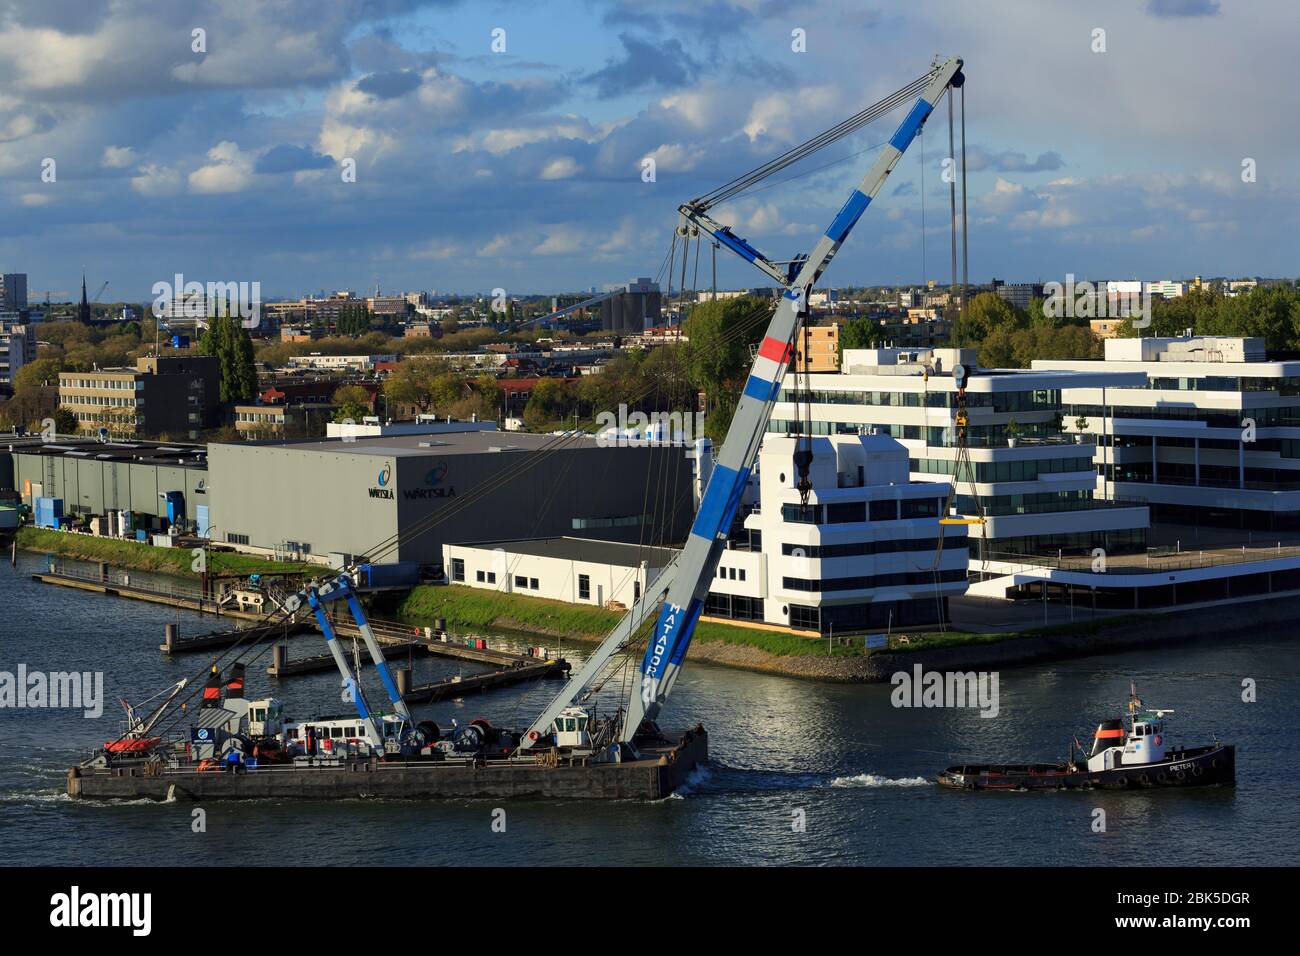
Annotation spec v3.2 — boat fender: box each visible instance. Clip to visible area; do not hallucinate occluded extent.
[1212,758,1220,769]
[1156,772,1167,783]
[1175,771,1186,781]
[1192,766,1203,777]
[1138,773,1150,785]
[527,730,539,742]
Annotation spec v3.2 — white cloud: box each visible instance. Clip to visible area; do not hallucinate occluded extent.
[188,141,254,193]
[533,225,587,256]
[20,192,52,206]
[540,156,579,180]
[101,145,134,168]
[130,162,182,197]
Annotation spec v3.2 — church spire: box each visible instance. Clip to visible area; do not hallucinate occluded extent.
[78,269,90,323]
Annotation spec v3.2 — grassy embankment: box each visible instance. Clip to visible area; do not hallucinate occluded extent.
[16,526,313,577]
[394,583,1136,658]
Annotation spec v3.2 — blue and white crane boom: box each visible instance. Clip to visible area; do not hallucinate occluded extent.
[287,573,413,749]
[522,56,965,749]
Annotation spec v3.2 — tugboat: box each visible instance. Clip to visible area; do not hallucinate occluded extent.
[937,684,1235,791]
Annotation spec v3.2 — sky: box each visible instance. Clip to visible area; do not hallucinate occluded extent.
[0,0,1295,300]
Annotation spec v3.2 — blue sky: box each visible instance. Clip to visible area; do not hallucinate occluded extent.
[0,0,1295,299]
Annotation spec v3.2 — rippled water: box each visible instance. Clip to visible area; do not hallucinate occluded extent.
[2,552,1296,866]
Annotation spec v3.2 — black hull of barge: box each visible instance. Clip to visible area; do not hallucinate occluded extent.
[937,743,1234,792]
[67,729,707,802]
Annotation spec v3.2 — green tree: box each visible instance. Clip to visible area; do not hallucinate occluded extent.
[838,316,884,359]
[13,357,65,391]
[681,296,771,440]
[523,378,570,430]
[331,384,372,423]
[198,316,257,403]
[52,407,79,434]
[384,358,452,413]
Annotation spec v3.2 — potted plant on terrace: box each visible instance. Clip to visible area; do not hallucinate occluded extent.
[1074,415,1091,443]
[1005,416,1022,448]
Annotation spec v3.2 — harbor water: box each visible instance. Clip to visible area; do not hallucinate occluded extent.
[2,552,1297,866]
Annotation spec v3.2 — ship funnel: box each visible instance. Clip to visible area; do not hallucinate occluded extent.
[200,666,222,709]
[225,662,246,700]
[1090,718,1125,757]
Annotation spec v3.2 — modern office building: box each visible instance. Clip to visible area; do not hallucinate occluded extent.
[769,347,1150,559]
[991,280,1044,311]
[435,432,969,634]
[0,318,35,389]
[705,433,969,632]
[205,429,695,566]
[0,273,28,312]
[1036,336,1300,529]
[58,355,221,439]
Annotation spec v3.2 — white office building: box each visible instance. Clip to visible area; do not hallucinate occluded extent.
[1036,336,1300,529]
[443,537,675,608]
[769,347,1150,559]
[705,433,969,632]
[442,431,969,634]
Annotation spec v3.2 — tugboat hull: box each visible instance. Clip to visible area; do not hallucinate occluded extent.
[938,743,1234,791]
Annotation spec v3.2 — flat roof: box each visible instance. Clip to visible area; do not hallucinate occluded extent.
[454,535,679,567]
[3,437,208,467]
[221,430,609,458]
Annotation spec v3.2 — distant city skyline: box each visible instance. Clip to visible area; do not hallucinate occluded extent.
[2,0,1295,298]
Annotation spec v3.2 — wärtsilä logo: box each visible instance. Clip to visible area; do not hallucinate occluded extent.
[403,461,455,500]
[368,462,395,499]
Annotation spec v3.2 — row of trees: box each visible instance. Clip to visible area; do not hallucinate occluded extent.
[951,292,1103,368]
[1110,285,1300,348]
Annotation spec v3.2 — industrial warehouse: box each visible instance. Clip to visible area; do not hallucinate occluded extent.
[205,428,695,567]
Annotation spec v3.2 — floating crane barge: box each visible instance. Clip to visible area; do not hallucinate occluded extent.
[67,55,966,803]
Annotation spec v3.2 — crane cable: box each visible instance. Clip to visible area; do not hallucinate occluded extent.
[690,73,933,210]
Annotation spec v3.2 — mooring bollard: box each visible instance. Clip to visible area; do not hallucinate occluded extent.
[164,623,177,653]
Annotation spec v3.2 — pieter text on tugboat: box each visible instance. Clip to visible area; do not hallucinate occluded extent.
[938,684,1235,791]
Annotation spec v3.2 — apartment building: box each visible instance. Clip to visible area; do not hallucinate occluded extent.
[233,402,334,440]
[796,323,839,372]
[0,317,35,389]
[706,433,969,632]
[58,355,220,438]
[769,347,1150,559]
[1036,336,1300,529]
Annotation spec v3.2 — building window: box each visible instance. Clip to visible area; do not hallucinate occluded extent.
[226,532,250,545]
[738,569,746,582]
[869,500,898,521]
[530,577,538,590]
[515,575,528,588]
[578,574,591,601]
[486,572,496,584]
[476,570,485,582]
[902,498,941,519]
[451,558,464,582]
